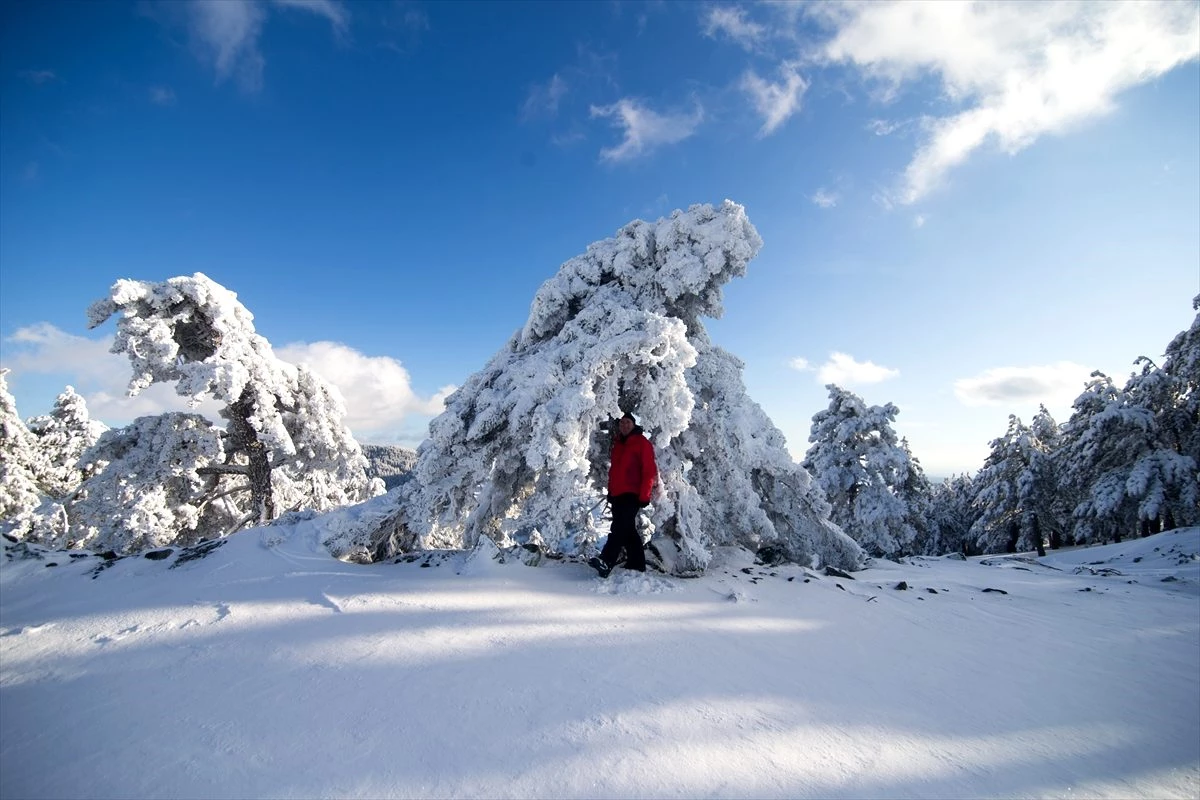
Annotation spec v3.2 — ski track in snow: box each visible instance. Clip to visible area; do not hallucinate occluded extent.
[1,528,1197,799]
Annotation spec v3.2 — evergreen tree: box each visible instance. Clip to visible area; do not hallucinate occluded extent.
[82,274,383,556]
[969,411,1062,555]
[363,202,864,575]
[802,385,931,560]
[55,413,233,552]
[928,473,976,555]
[1061,348,1198,544]
[1118,296,1200,534]
[0,370,43,524]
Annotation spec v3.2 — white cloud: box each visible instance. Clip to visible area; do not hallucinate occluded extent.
[789,357,812,371]
[182,0,348,91]
[741,62,808,136]
[703,6,767,51]
[913,214,926,228]
[590,99,702,162]
[521,74,568,121]
[276,341,454,439]
[818,0,1200,203]
[954,361,1092,408]
[3,324,449,445]
[811,189,838,208]
[816,352,900,386]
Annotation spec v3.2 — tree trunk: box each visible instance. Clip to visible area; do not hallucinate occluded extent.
[227,387,275,526]
[1005,520,1019,553]
[1033,515,1045,557]
[246,440,275,524]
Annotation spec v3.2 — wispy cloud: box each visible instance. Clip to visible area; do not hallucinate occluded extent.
[811,189,838,208]
[816,1,1200,203]
[21,162,39,183]
[867,118,904,136]
[590,98,702,162]
[149,86,177,106]
[18,69,58,85]
[178,0,349,92]
[272,0,349,37]
[703,6,766,51]
[521,74,568,121]
[741,62,808,136]
[954,361,1092,408]
[793,352,900,385]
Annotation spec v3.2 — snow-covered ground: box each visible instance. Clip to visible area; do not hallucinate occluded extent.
[2,525,1197,799]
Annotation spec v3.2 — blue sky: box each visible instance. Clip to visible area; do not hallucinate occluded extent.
[2,0,1198,476]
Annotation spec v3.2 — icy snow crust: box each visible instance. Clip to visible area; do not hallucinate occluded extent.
[1,524,1196,799]
[372,201,863,575]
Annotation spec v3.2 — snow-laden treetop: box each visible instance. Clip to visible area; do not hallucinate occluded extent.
[522,199,762,345]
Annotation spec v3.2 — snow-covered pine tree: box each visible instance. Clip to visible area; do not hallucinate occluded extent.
[1061,353,1199,545]
[1061,302,1200,543]
[970,411,1062,555]
[26,386,107,499]
[57,412,231,552]
[0,370,44,524]
[85,274,383,556]
[362,201,864,575]
[1118,297,1200,534]
[1058,372,1131,544]
[801,385,931,560]
[1027,405,1069,550]
[928,473,976,556]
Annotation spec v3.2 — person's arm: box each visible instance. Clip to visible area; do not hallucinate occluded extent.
[638,438,658,505]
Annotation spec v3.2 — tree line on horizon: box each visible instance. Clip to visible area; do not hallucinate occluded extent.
[805,296,1198,559]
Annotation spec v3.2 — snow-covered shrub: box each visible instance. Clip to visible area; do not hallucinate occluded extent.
[366,201,864,574]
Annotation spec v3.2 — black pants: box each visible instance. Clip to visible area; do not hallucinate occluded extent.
[600,493,645,572]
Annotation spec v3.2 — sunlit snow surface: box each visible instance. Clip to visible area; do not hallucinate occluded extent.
[2,524,1197,799]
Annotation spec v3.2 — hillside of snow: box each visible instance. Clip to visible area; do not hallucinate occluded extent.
[2,524,1197,799]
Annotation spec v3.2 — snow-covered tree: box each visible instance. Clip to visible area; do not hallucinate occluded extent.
[53,412,232,552]
[1059,303,1200,543]
[26,386,106,499]
[970,410,1063,555]
[802,385,931,560]
[85,274,383,555]
[0,370,43,523]
[928,473,976,556]
[363,202,864,575]
[1118,296,1200,533]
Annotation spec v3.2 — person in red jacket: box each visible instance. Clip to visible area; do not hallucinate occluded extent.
[590,412,658,577]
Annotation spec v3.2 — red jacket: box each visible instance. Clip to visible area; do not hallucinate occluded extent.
[608,428,658,504]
